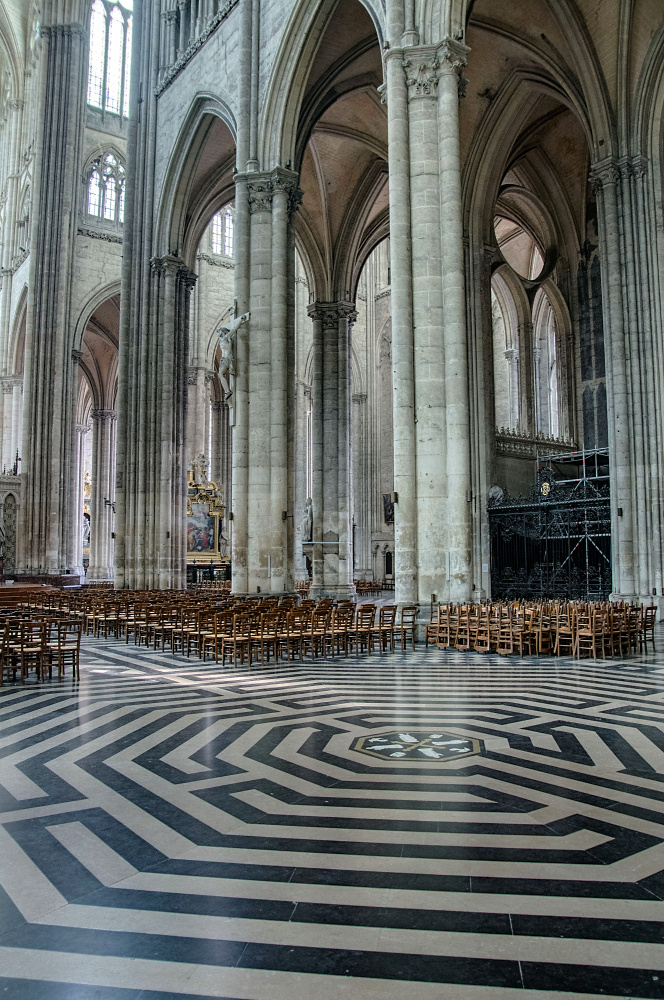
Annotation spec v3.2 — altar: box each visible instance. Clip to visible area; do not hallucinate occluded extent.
[186,455,229,581]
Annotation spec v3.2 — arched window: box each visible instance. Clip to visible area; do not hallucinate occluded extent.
[87,0,133,117]
[533,289,560,439]
[86,153,126,224]
[491,274,520,432]
[210,205,235,257]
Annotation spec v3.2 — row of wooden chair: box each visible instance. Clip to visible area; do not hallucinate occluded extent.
[425,601,656,659]
[23,589,421,667]
[0,615,82,684]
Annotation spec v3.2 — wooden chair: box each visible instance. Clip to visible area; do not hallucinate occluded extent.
[220,613,253,667]
[574,609,608,659]
[641,605,657,652]
[12,620,45,683]
[398,605,418,651]
[46,620,82,680]
[374,605,397,653]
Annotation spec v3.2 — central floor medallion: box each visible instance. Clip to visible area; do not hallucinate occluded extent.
[352,730,482,761]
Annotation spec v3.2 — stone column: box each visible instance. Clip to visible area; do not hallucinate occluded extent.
[17,9,86,579]
[384,42,418,605]
[590,160,636,599]
[186,367,213,469]
[88,409,116,580]
[237,168,298,593]
[116,256,196,590]
[437,38,472,601]
[590,156,664,601]
[352,391,371,577]
[308,302,356,598]
[72,423,89,577]
[293,380,310,582]
[404,46,447,604]
[1,379,15,473]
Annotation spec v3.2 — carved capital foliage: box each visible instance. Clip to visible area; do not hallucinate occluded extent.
[151,254,197,290]
[589,158,620,192]
[90,408,117,423]
[307,301,357,331]
[437,36,469,73]
[403,48,440,99]
[247,175,274,214]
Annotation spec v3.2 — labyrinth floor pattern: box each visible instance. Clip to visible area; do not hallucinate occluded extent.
[1,633,664,999]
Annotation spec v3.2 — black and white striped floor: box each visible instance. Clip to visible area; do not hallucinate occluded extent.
[1,631,664,998]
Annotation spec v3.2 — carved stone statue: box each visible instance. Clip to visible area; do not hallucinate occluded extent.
[218,311,250,380]
[300,497,313,543]
[192,452,208,484]
[82,517,90,547]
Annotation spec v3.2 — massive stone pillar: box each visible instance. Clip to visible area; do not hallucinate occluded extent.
[384,33,418,605]
[384,32,473,605]
[591,156,664,602]
[308,302,356,598]
[17,3,87,580]
[233,168,299,594]
[437,40,472,600]
[88,409,116,581]
[116,256,196,590]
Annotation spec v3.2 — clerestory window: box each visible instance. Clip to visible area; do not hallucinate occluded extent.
[87,0,133,117]
[210,205,234,257]
[87,153,126,224]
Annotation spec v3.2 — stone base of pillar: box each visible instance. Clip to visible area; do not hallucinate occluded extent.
[13,574,82,587]
[612,592,663,609]
[310,583,356,600]
[88,567,114,581]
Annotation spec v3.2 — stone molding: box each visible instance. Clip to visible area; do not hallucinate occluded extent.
[155,0,240,96]
[496,427,576,458]
[197,252,234,269]
[78,227,123,244]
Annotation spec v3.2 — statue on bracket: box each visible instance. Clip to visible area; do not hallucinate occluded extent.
[191,452,209,485]
[300,497,313,542]
[218,311,250,382]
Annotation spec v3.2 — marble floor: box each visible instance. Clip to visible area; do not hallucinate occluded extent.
[1,631,664,999]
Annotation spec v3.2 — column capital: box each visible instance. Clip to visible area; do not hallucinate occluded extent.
[90,408,117,423]
[403,46,440,99]
[589,158,620,192]
[1,376,21,392]
[150,254,197,288]
[76,423,90,435]
[307,301,357,330]
[436,37,470,73]
[72,349,83,362]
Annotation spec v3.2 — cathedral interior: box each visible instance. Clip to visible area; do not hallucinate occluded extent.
[1,0,664,996]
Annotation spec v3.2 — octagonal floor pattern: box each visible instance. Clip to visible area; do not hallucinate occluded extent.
[1,632,664,999]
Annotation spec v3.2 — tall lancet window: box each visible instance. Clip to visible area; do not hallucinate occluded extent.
[87,0,133,117]
[210,205,235,257]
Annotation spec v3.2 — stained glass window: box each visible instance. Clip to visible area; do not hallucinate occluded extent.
[87,0,132,117]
